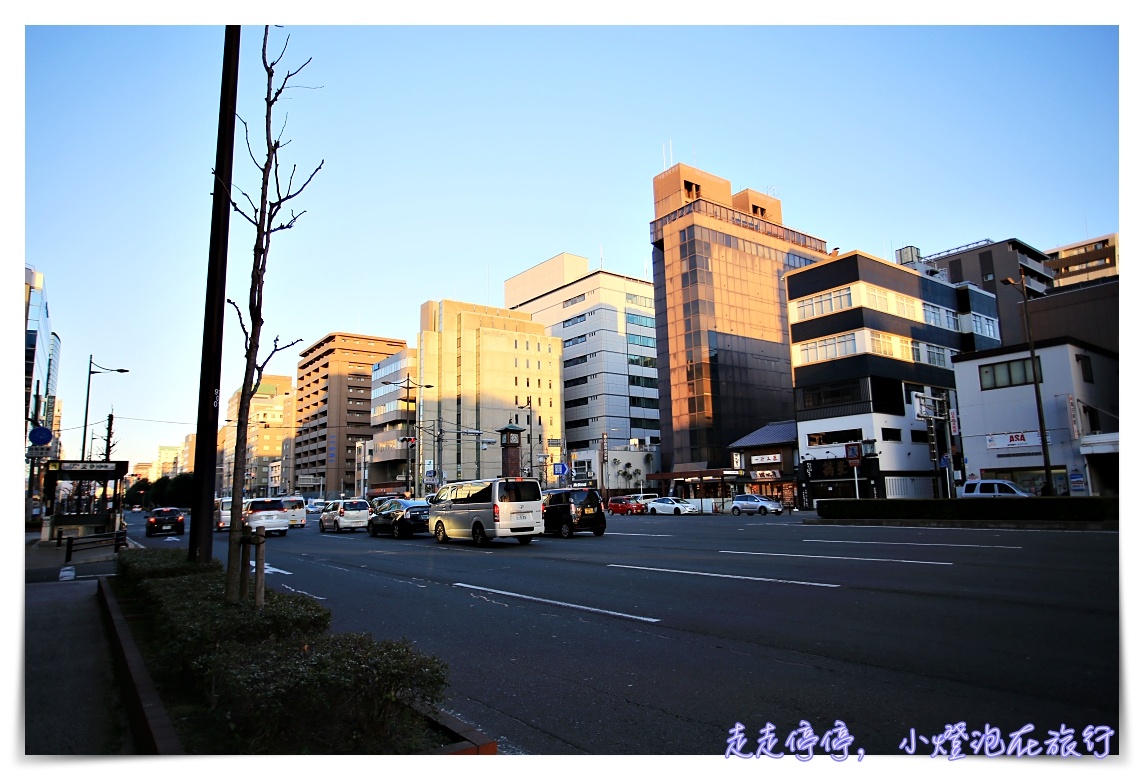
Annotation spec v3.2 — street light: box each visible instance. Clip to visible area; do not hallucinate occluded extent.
[381,377,433,494]
[517,397,534,477]
[81,355,129,461]
[1002,272,1054,495]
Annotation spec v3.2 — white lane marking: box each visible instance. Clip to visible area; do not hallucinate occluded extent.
[802,539,1021,549]
[606,532,673,537]
[247,562,293,575]
[720,550,951,566]
[453,583,660,623]
[276,582,326,600]
[58,566,76,581]
[608,564,840,588]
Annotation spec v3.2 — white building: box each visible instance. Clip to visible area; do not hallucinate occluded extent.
[506,253,661,493]
[951,337,1118,496]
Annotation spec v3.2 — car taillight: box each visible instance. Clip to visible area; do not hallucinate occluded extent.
[178,515,185,522]
[493,503,500,523]
[147,517,155,524]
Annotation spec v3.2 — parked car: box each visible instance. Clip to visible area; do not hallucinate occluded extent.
[607,495,646,515]
[281,496,307,529]
[368,498,430,538]
[428,477,542,546]
[144,507,185,537]
[318,499,371,533]
[730,494,783,516]
[646,497,699,515]
[542,488,606,537]
[959,479,1033,497]
[243,498,290,537]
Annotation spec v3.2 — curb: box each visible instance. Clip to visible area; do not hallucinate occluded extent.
[96,577,184,754]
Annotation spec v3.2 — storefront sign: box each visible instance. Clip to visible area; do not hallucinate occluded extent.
[750,454,782,465]
[985,431,1048,449]
[750,470,782,480]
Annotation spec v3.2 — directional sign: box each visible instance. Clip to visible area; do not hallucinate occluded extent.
[553,463,568,476]
[29,426,53,446]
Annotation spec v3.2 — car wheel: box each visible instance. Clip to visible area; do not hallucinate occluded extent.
[334,519,341,534]
[144,529,152,538]
[434,521,449,544]
[472,523,490,547]
[731,507,741,516]
[650,507,657,514]
[367,522,378,537]
[674,508,681,515]
[517,536,532,545]
[319,518,326,533]
[279,529,288,537]
[593,527,605,537]
[393,520,406,539]
[559,521,574,539]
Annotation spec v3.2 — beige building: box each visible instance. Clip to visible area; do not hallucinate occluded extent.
[220,375,294,498]
[294,333,405,499]
[506,253,662,491]
[417,301,563,492]
[132,462,152,483]
[179,433,196,475]
[154,445,180,481]
[1044,233,1118,288]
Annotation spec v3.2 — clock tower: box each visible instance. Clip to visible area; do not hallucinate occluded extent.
[496,423,526,478]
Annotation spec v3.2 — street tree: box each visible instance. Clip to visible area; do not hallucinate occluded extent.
[223,25,322,602]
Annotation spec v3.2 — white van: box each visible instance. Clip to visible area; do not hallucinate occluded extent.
[280,496,307,528]
[213,497,234,531]
[428,477,543,545]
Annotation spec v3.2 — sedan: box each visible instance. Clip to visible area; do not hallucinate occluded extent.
[319,499,371,533]
[368,499,430,539]
[646,497,700,515]
[144,507,185,537]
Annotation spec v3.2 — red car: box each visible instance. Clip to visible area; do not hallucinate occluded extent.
[607,496,646,515]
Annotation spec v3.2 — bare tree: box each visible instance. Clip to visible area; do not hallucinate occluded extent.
[223,25,323,602]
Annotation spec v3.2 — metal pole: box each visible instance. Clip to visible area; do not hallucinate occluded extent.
[1020,273,1055,495]
[853,465,859,498]
[81,355,93,461]
[189,24,241,563]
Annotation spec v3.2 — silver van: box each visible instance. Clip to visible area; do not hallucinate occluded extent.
[428,477,543,546]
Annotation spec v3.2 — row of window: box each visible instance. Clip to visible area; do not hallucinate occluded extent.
[512,339,551,352]
[562,313,587,328]
[979,357,1042,390]
[626,292,653,308]
[806,427,930,447]
[628,334,656,348]
[565,355,588,368]
[563,293,586,308]
[798,330,956,369]
[629,355,657,368]
[793,283,997,339]
[564,334,586,348]
[626,312,655,329]
[566,416,660,431]
[674,210,826,259]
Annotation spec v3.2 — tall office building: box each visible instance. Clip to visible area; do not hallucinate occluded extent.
[294,333,405,498]
[25,266,61,438]
[649,164,829,473]
[1043,233,1118,288]
[417,301,563,490]
[506,253,661,492]
[370,348,420,496]
[154,445,181,481]
[179,434,196,475]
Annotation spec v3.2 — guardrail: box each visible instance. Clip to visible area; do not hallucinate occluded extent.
[56,528,128,563]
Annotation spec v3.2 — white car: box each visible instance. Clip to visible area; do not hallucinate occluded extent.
[318,499,371,533]
[646,497,700,515]
[243,498,290,537]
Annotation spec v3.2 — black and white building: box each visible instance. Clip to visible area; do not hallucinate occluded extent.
[785,250,1001,503]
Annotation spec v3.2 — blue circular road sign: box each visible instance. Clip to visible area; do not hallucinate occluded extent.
[29,426,53,446]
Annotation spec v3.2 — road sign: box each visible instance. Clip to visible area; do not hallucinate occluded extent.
[553,463,568,476]
[27,445,52,459]
[845,443,862,467]
[29,426,53,446]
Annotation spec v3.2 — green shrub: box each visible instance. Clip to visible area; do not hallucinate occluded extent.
[141,570,331,683]
[206,633,450,754]
[116,547,222,593]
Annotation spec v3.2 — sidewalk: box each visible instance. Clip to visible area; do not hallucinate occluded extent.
[23,532,134,755]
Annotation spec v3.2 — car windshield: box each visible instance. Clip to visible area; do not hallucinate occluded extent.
[152,508,180,517]
[249,499,284,512]
[344,500,370,511]
[499,480,541,502]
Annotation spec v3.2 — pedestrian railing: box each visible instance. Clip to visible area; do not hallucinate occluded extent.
[56,528,128,563]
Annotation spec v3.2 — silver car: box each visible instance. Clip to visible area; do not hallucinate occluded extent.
[730,494,783,516]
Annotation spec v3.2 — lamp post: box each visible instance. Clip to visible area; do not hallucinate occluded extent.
[517,397,534,477]
[1002,273,1054,495]
[81,355,129,461]
[381,375,433,495]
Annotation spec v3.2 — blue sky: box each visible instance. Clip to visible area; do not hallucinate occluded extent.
[18,19,1123,473]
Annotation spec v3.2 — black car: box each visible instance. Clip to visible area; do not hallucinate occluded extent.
[144,507,185,537]
[541,488,606,538]
[368,498,430,539]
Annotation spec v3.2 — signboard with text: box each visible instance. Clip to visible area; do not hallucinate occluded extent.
[985,431,1049,449]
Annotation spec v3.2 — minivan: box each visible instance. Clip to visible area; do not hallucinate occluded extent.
[213,497,234,531]
[542,488,606,537]
[428,477,543,545]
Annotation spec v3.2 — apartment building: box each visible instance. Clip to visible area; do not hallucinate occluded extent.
[417,301,562,491]
[179,433,196,475]
[649,164,830,477]
[786,250,1001,502]
[506,252,661,492]
[294,333,405,498]
[218,375,293,497]
[1043,233,1118,288]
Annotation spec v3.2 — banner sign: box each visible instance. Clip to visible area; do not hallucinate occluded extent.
[985,431,1049,449]
[750,454,782,464]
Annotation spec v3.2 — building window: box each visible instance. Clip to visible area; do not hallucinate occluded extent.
[626,313,655,328]
[979,357,1041,390]
[923,303,942,327]
[563,293,586,308]
[1078,354,1094,383]
[881,428,902,442]
[865,287,889,312]
[926,344,947,368]
[807,428,863,447]
[564,355,588,368]
[626,292,653,307]
[870,332,895,357]
[627,334,656,348]
[799,332,857,364]
[910,429,930,444]
[564,335,586,348]
[796,287,853,321]
[562,314,587,328]
[895,295,916,319]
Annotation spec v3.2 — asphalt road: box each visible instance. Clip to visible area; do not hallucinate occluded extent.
[125,509,1120,758]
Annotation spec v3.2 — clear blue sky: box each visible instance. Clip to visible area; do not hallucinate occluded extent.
[19,19,1123,474]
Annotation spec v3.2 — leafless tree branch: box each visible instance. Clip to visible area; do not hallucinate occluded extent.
[226,298,250,350]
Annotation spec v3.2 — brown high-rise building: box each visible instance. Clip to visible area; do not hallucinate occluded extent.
[650,164,829,473]
[294,333,405,498]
